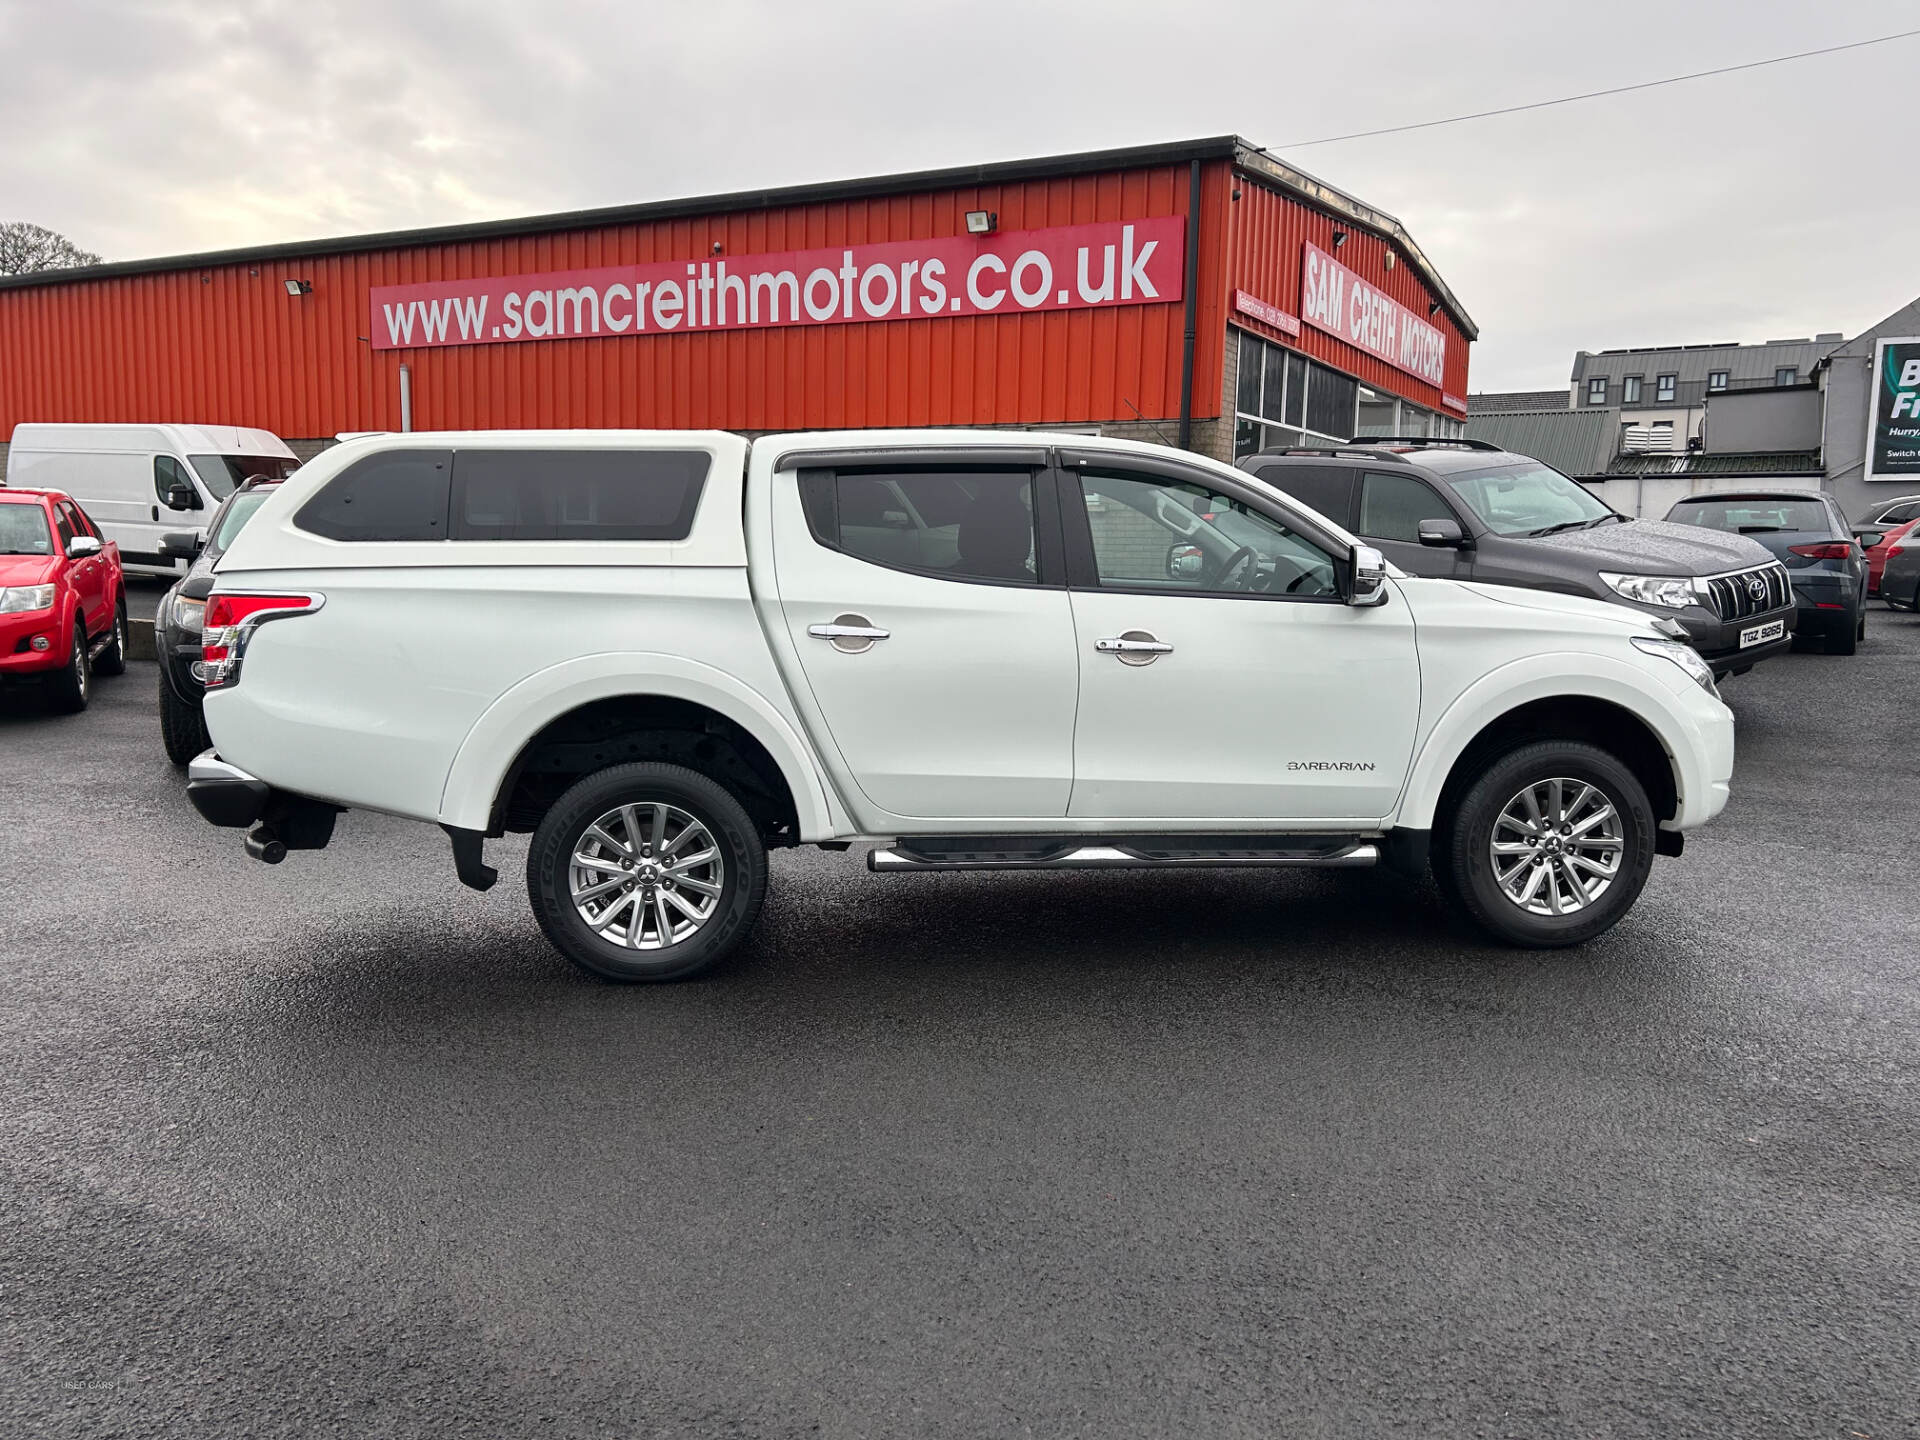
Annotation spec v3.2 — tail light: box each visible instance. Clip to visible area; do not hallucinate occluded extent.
[1787,542,1854,560]
[203,591,323,689]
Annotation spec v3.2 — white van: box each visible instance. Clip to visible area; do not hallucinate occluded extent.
[5,424,299,575]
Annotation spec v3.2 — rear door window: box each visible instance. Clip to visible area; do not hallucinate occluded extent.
[1245,464,1355,527]
[798,468,1038,584]
[450,450,708,541]
[295,450,452,542]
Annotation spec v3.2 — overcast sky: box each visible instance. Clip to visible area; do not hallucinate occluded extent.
[2,0,1916,391]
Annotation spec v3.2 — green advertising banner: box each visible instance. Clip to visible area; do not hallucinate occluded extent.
[1868,337,1920,479]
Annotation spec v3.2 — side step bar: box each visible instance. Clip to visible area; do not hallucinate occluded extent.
[869,840,1378,872]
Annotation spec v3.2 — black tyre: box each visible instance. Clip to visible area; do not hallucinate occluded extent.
[45,622,90,714]
[94,594,129,676]
[526,762,768,983]
[1437,741,1656,948]
[1829,610,1859,656]
[159,668,212,766]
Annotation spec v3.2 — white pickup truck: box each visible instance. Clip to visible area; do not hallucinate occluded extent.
[185,429,1734,980]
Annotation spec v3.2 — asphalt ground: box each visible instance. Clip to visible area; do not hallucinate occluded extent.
[2,617,1917,1438]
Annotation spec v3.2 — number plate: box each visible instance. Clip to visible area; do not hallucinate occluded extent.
[1739,618,1785,648]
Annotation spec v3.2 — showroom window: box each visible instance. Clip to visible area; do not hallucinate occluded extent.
[1232,330,1362,459]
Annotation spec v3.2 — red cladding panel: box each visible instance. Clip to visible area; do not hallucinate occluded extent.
[1226,175,1471,410]
[0,162,1233,437]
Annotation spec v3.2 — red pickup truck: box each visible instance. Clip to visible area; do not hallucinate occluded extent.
[0,486,129,712]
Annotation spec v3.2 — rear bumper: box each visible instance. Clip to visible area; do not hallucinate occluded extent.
[186,751,273,826]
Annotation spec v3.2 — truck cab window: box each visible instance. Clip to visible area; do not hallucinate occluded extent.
[799,469,1037,584]
[1077,471,1336,597]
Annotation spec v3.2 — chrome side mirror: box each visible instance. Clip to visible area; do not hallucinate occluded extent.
[67,535,103,558]
[1348,544,1390,607]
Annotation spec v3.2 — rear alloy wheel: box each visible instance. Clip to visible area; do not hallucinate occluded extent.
[1440,741,1655,947]
[45,622,91,714]
[159,668,212,766]
[95,595,129,676]
[527,762,768,982]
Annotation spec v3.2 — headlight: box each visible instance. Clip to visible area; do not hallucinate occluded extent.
[1632,636,1718,696]
[1601,572,1701,609]
[173,596,206,634]
[0,584,57,614]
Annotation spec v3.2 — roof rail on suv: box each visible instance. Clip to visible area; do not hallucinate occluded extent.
[1252,446,1417,464]
[1344,436,1504,452]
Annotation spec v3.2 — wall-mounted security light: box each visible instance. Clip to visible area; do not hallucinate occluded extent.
[1429,301,1442,318]
[284,279,312,296]
[1383,252,1395,271]
[1330,230,1348,250]
[964,211,997,236]
[711,241,724,255]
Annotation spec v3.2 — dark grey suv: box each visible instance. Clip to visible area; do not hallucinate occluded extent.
[1238,439,1793,677]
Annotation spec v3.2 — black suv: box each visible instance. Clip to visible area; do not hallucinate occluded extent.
[155,478,283,764]
[1238,438,1793,677]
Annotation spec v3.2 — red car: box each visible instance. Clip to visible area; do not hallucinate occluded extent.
[1864,516,1920,599]
[0,487,129,712]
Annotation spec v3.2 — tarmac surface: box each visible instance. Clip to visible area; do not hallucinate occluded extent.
[3,619,1917,1438]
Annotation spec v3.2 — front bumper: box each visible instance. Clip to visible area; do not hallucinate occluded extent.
[1669,604,1797,677]
[0,608,70,679]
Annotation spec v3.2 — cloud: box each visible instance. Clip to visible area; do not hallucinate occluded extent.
[2,0,1916,389]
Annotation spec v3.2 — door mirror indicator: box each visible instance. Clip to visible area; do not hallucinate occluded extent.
[1417,517,1469,549]
[67,535,103,558]
[166,482,200,511]
[160,531,204,560]
[1348,545,1390,607]
[1166,543,1206,580]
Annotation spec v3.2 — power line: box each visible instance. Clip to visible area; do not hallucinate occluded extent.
[1275,29,1920,149]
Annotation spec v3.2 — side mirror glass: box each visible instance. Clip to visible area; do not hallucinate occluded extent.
[1166,542,1206,580]
[166,482,200,511]
[1348,544,1390,607]
[160,531,203,560]
[1855,529,1884,549]
[1418,517,1468,548]
[67,535,103,558]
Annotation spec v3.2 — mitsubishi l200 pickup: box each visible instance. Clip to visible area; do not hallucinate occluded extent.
[184,429,1734,980]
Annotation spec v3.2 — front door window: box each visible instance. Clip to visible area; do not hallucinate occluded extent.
[1078,471,1338,599]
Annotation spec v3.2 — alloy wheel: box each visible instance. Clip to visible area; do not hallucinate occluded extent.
[1488,777,1624,916]
[568,802,723,950]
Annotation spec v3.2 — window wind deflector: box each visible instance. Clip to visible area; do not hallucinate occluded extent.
[773,446,1047,473]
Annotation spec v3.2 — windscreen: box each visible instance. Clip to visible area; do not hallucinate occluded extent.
[210,488,275,551]
[0,502,54,555]
[1444,462,1614,537]
[1668,498,1831,534]
[189,454,298,500]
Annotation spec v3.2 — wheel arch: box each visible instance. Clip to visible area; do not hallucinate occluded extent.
[1396,657,1697,834]
[438,653,840,842]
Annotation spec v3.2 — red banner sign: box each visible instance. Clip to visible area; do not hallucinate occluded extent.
[370,218,1185,352]
[1298,242,1447,388]
[1233,289,1300,338]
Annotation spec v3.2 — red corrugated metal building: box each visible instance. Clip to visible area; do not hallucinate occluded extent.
[0,137,1475,471]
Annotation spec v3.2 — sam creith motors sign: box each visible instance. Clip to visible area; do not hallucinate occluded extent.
[1298,241,1447,388]
[371,218,1185,351]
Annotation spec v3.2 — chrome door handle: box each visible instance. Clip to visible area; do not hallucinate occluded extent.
[808,623,890,641]
[1095,631,1173,666]
[808,614,889,653]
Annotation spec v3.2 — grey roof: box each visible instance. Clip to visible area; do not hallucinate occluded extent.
[1468,389,1569,414]
[1465,408,1618,478]
[1605,451,1824,477]
[1571,337,1841,389]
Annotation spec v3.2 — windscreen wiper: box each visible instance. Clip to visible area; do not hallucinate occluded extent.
[1526,519,1595,537]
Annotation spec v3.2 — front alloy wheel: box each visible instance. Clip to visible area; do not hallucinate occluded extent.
[527,762,768,982]
[1488,777,1625,917]
[1440,740,1656,948]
